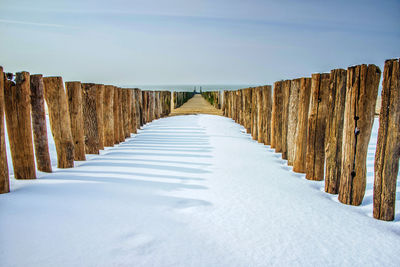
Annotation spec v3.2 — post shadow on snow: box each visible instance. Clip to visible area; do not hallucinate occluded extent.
[112,147,213,153]
[79,161,211,174]
[103,151,213,159]
[89,157,212,167]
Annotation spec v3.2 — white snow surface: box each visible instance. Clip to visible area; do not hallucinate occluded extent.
[1,115,400,266]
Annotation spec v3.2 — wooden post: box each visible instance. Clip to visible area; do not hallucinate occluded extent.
[262,85,272,145]
[65,81,86,161]
[122,89,130,138]
[293,78,312,173]
[142,91,148,124]
[305,73,330,180]
[272,81,283,152]
[30,75,52,172]
[82,83,100,154]
[257,87,264,143]
[325,69,347,194]
[287,79,301,166]
[281,80,291,160]
[103,85,114,147]
[42,77,74,168]
[113,86,120,144]
[0,67,9,193]
[373,59,400,221]
[4,72,36,178]
[251,87,259,140]
[339,64,380,205]
[129,89,137,133]
[246,88,253,133]
[118,88,125,142]
[96,84,105,150]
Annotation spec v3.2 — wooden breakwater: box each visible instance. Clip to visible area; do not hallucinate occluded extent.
[0,67,193,194]
[203,59,400,221]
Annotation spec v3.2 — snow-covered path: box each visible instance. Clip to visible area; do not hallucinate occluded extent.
[1,115,400,266]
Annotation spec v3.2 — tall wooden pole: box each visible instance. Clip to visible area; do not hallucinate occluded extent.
[262,85,272,145]
[65,81,86,161]
[129,89,137,134]
[122,89,130,138]
[82,83,100,154]
[43,77,74,168]
[0,67,9,193]
[272,81,283,152]
[257,87,264,143]
[103,85,114,147]
[339,64,381,205]
[293,78,312,173]
[118,88,125,142]
[30,75,52,172]
[305,73,330,180]
[281,80,291,160]
[96,84,105,150]
[324,69,347,194]
[113,86,120,144]
[373,58,400,221]
[4,72,36,179]
[287,79,300,165]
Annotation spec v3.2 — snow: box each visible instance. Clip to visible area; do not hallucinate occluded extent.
[1,115,400,266]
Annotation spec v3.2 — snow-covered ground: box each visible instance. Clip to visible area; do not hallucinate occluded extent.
[1,115,399,266]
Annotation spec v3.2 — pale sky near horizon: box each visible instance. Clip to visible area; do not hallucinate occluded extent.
[0,0,399,86]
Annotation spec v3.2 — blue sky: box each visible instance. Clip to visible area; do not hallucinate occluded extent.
[0,0,399,86]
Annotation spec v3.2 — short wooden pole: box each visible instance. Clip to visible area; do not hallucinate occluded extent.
[272,81,283,152]
[129,89,137,133]
[305,73,330,180]
[118,88,125,142]
[293,78,312,173]
[339,64,381,205]
[262,85,272,145]
[287,79,301,166]
[251,87,259,140]
[373,59,400,221]
[30,75,52,172]
[65,81,86,161]
[0,67,10,192]
[257,87,264,143]
[103,85,114,147]
[82,83,100,154]
[43,76,75,168]
[122,89,130,138]
[324,69,347,194]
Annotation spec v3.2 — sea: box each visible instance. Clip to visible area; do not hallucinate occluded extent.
[123,84,260,92]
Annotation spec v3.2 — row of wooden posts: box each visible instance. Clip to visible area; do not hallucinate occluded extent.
[201,91,222,109]
[0,67,193,195]
[205,59,399,222]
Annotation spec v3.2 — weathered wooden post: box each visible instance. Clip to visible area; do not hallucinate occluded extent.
[96,84,105,150]
[0,67,9,193]
[129,89,137,133]
[305,73,330,180]
[118,87,125,142]
[30,75,52,172]
[113,86,120,144]
[65,81,86,161]
[287,79,300,165]
[103,85,114,147]
[251,87,259,140]
[245,88,253,133]
[272,81,283,152]
[338,64,381,205]
[262,85,272,145]
[42,76,75,168]
[373,59,400,221]
[4,72,36,178]
[325,69,347,194]
[281,80,291,160]
[82,83,100,154]
[122,89,130,138]
[293,78,312,173]
[257,87,264,143]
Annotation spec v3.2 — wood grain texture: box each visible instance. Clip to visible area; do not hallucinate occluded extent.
[103,85,114,147]
[373,59,400,220]
[118,88,125,143]
[293,78,312,173]
[281,80,291,160]
[0,67,9,193]
[324,69,347,194]
[30,75,52,172]
[338,64,380,206]
[66,81,86,161]
[113,86,120,144]
[262,85,272,145]
[43,76,74,168]
[287,79,300,165]
[272,81,283,152]
[251,87,258,140]
[96,84,105,150]
[306,73,330,180]
[82,83,100,154]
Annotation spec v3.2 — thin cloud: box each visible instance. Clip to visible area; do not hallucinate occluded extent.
[0,19,72,28]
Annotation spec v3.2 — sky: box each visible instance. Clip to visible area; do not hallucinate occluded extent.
[0,0,399,87]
